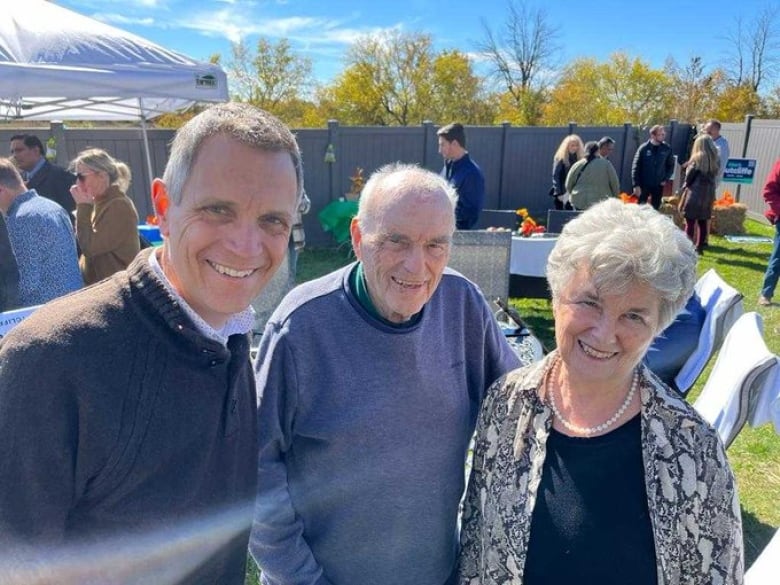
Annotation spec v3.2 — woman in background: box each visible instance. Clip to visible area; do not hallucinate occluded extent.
[69,148,140,285]
[565,141,620,210]
[681,134,720,254]
[550,135,584,210]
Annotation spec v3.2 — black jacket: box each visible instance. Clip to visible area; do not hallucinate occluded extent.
[26,160,76,216]
[632,140,674,189]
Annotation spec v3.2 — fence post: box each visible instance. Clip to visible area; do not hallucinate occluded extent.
[735,114,754,203]
[422,120,433,169]
[498,121,511,208]
[48,121,68,167]
[567,121,577,136]
[620,123,632,189]
[327,119,339,201]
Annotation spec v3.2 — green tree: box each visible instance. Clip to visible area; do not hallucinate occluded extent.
[429,50,495,124]
[226,37,313,116]
[665,57,726,124]
[542,53,673,126]
[321,30,436,126]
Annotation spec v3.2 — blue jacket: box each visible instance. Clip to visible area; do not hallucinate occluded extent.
[443,153,485,229]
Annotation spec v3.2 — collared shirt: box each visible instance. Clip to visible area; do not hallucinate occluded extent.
[25,157,47,182]
[148,249,254,346]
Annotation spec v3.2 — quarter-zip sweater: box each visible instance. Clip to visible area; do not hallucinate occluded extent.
[0,249,257,584]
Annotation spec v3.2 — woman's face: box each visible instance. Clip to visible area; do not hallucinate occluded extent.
[76,164,108,199]
[567,140,579,153]
[553,266,661,388]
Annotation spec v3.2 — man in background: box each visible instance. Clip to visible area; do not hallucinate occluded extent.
[0,158,81,307]
[0,103,302,584]
[438,122,485,229]
[632,125,675,210]
[598,136,616,158]
[250,164,520,585]
[704,119,730,188]
[10,134,76,216]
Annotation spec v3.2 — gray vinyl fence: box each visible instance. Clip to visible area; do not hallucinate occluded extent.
[3,118,776,246]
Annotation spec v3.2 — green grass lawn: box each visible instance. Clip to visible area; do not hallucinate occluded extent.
[247,221,778,581]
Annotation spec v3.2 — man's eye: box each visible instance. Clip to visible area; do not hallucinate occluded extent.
[205,205,229,215]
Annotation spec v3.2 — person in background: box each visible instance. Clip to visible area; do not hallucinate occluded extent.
[704,119,730,188]
[458,199,743,585]
[680,134,720,255]
[597,136,616,158]
[69,148,140,285]
[551,134,584,210]
[10,134,76,216]
[565,141,620,210]
[632,125,675,210]
[0,213,20,312]
[0,103,303,584]
[250,163,520,585]
[758,157,780,306]
[0,158,81,307]
[438,122,485,229]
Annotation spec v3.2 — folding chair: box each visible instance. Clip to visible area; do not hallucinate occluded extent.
[674,269,744,395]
[448,230,511,308]
[693,312,779,448]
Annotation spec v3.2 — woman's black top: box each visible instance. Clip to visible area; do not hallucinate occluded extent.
[524,414,658,585]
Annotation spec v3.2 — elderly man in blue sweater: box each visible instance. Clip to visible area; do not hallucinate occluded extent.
[251,163,520,585]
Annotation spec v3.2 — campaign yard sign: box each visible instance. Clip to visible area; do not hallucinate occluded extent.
[723,158,757,184]
[0,305,40,339]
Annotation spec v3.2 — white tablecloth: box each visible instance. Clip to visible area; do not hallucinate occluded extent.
[510,236,558,277]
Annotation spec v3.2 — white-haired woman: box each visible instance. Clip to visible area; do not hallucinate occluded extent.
[458,199,743,584]
[69,148,140,284]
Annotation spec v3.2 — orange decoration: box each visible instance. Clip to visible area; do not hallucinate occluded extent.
[146,214,159,225]
[619,192,639,204]
[715,190,735,207]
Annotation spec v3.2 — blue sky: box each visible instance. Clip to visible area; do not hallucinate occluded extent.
[59,0,770,85]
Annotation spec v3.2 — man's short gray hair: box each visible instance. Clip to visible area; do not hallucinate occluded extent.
[162,102,304,205]
[546,199,697,331]
[356,163,456,233]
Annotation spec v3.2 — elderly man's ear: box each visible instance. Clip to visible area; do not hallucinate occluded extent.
[152,179,170,234]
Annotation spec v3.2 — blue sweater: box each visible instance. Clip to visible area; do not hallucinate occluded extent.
[251,265,520,585]
[443,153,485,229]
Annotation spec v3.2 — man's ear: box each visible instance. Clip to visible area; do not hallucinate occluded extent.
[349,217,363,261]
[151,179,170,235]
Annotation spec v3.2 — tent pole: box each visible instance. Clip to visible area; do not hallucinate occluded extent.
[139,98,155,192]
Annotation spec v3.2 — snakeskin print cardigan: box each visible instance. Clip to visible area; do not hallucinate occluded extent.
[458,352,744,585]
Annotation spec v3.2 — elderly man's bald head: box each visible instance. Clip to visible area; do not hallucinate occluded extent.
[356,163,456,235]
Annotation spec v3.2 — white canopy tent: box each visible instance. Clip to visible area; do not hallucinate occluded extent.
[0,0,229,183]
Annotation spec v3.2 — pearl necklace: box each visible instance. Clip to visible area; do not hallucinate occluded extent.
[547,357,639,436]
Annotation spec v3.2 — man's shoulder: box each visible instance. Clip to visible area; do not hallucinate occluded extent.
[42,160,74,179]
[272,265,350,321]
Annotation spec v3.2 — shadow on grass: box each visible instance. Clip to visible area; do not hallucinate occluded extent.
[742,507,776,568]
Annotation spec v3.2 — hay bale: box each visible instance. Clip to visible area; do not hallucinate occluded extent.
[711,203,747,235]
[659,196,684,229]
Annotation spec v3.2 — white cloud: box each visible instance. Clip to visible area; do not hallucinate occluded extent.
[93,13,156,27]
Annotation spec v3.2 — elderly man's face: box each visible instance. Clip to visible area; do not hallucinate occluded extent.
[10,140,41,172]
[156,134,298,328]
[351,187,454,323]
[553,266,660,388]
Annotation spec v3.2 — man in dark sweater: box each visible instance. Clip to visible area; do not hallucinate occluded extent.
[438,122,485,229]
[631,125,675,210]
[10,134,76,216]
[250,164,521,585]
[0,103,303,584]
